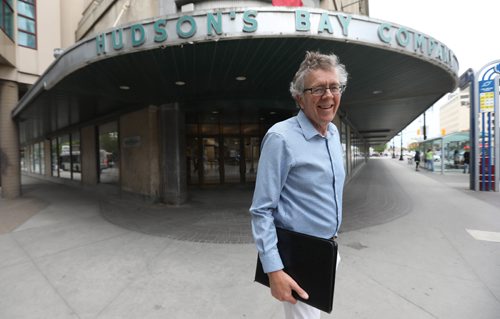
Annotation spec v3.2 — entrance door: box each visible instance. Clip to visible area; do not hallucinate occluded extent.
[244,137,260,182]
[202,137,220,184]
[186,135,261,185]
[224,137,241,183]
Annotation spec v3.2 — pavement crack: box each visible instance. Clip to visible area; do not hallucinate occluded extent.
[364,273,440,318]
[11,235,82,319]
[439,228,500,304]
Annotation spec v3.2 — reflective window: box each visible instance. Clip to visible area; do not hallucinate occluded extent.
[99,122,119,184]
[0,0,14,39]
[223,137,241,183]
[51,138,59,177]
[17,16,35,32]
[71,132,81,181]
[17,0,36,48]
[58,135,70,179]
[20,147,27,172]
[202,137,220,184]
[30,142,44,174]
[18,31,36,48]
[48,131,87,182]
[244,137,259,182]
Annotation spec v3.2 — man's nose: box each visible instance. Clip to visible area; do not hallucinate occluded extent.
[322,88,335,98]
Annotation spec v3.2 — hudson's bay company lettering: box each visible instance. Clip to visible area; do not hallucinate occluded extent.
[95,9,456,70]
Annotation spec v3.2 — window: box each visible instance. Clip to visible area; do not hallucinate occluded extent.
[71,132,81,181]
[99,122,119,184]
[51,138,59,177]
[30,141,44,174]
[50,132,82,181]
[58,135,70,179]
[17,0,36,48]
[0,0,14,39]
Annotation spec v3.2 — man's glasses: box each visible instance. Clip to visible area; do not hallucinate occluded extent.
[303,85,346,96]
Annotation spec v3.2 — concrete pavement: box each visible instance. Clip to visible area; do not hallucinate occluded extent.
[1,158,499,318]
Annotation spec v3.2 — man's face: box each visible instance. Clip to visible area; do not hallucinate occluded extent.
[296,68,342,134]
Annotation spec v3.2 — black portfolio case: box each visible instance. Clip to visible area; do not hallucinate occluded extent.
[254,227,338,313]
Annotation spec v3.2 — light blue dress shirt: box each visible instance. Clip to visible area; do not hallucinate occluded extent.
[250,110,346,273]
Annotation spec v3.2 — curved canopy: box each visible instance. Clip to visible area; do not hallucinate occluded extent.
[13,8,458,145]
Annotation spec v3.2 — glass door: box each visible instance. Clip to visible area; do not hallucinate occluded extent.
[224,137,241,183]
[186,137,200,185]
[244,137,260,182]
[202,137,220,184]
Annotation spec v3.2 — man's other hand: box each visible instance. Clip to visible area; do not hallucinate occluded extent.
[267,270,309,304]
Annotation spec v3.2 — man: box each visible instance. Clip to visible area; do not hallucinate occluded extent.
[463,150,470,174]
[250,51,347,318]
[414,150,421,171]
[426,148,434,171]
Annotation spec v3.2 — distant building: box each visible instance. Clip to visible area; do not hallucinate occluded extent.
[439,88,470,135]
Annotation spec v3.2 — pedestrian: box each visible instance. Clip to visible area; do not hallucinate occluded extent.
[453,150,460,169]
[414,150,421,171]
[463,150,470,173]
[250,51,347,319]
[426,148,434,171]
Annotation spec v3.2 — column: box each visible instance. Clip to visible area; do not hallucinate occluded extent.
[160,103,187,205]
[81,126,98,185]
[0,81,21,198]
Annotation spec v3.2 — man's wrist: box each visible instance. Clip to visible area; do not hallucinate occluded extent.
[267,269,284,278]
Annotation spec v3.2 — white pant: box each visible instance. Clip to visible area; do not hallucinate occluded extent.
[284,301,321,319]
[283,252,341,319]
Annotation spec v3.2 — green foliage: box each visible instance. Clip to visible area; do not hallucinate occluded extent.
[373,144,386,153]
[99,132,119,154]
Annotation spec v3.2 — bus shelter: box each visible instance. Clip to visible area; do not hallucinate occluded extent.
[418,132,470,173]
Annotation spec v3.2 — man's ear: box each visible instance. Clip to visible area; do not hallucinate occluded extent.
[295,95,304,110]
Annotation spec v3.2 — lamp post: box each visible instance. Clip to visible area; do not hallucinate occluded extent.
[392,138,396,158]
[399,131,404,161]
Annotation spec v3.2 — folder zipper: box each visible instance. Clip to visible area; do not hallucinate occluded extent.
[324,137,339,235]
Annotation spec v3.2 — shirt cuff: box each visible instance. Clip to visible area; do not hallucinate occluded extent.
[259,247,284,273]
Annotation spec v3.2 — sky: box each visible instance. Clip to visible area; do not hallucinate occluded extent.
[368,0,500,146]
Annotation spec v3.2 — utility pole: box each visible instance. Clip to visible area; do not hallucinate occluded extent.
[423,112,427,140]
[399,131,404,161]
[392,138,395,158]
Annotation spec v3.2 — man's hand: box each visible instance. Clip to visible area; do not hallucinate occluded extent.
[267,270,309,304]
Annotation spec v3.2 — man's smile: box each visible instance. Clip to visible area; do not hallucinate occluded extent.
[317,104,334,109]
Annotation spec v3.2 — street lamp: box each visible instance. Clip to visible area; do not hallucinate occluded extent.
[392,138,396,158]
[399,131,404,161]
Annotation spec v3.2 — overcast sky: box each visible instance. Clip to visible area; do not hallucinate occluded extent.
[369,0,500,74]
[367,0,500,145]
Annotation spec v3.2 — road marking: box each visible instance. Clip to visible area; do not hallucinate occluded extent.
[466,229,500,243]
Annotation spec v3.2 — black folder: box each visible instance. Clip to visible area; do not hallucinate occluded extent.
[254,227,338,313]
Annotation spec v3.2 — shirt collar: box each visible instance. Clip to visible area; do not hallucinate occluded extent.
[297,110,335,140]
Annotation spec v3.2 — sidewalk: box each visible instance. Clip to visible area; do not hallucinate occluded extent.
[1,158,499,318]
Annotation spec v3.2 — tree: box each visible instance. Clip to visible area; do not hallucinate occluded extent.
[373,144,387,153]
[408,142,419,151]
[99,132,118,154]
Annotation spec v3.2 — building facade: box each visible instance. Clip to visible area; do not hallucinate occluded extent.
[440,88,470,135]
[0,0,84,197]
[2,0,458,203]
